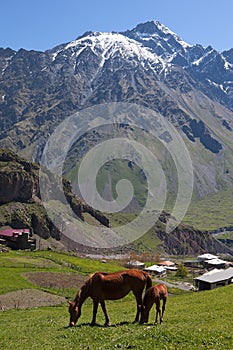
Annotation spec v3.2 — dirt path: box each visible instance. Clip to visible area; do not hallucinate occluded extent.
[153,278,196,291]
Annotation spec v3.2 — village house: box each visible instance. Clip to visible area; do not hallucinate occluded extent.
[203,258,230,269]
[196,253,232,270]
[0,228,36,250]
[195,267,233,291]
[197,253,219,262]
[183,259,201,268]
[125,260,145,270]
[158,260,177,272]
[144,264,167,277]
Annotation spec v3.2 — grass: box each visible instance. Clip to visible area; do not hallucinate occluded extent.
[0,267,36,294]
[0,250,121,296]
[0,250,233,349]
[31,250,122,274]
[0,286,232,349]
[183,189,233,230]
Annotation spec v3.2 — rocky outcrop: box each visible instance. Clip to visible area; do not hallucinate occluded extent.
[0,149,40,204]
[155,214,233,256]
[0,149,109,241]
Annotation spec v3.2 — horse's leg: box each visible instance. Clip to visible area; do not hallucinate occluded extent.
[90,301,98,326]
[155,299,161,324]
[133,289,143,322]
[100,301,110,326]
[161,298,167,323]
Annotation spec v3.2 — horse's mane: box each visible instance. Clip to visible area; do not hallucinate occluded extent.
[74,272,99,304]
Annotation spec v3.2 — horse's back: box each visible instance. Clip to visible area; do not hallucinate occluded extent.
[120,269,151,287]
[95,269,149,282]
[154,284,168,298]
[88,269,150,300]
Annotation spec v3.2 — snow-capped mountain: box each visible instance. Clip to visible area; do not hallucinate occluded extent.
[124,21,233,110]
[123,20,191,61]
[51,31,164,68]
[0,20,233,198]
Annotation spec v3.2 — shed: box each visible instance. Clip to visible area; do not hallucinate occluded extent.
[197,253,219,262]
[125,260,145,270]
[195,267,233,291]
[184,259,201,268]
[203,258,230,269]
[144,265,166,276]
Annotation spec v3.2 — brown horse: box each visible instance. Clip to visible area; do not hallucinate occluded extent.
[68,269,152,326]
[140,283,168,324]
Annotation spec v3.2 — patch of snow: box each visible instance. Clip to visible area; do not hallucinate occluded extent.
[1,54,15,73]
[51,52,58,61]
[192,49,215,66]
[220,54,232,70]
[207,79,228,93]
[53,32,167,71]
[153,20,191,49]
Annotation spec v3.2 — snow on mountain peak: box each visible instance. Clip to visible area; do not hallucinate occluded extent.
[127,20,190,50]
[52,31,166,70]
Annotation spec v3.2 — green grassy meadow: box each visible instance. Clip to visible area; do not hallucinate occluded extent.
[183,189,233,231]
[0,250,233,350]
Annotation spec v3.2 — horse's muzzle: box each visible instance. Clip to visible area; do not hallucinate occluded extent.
[69,321,75,327]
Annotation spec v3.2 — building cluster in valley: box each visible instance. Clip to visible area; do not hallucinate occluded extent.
[0,226,233,291]
[126,253,233,291]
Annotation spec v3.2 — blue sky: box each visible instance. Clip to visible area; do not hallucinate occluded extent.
[0,0,232,52]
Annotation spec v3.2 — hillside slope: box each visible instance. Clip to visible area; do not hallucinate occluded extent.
[0,149,232,256]
[0,21,233,200]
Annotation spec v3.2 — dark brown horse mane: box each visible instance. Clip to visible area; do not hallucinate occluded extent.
[74,272,108,304]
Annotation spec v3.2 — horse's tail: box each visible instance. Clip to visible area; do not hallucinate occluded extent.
[145,273,153,290]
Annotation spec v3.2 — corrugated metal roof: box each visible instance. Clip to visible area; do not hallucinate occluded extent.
[205,258,228,265]
[195,267,233,283]
[145,265,166,273]
[197,253,219,261]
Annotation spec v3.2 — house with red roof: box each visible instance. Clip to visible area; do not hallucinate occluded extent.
[0,227,36,250]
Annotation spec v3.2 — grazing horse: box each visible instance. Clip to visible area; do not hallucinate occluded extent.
[68,269,152,326]
[140,283,168,324]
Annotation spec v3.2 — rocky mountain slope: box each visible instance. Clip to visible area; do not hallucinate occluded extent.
[0,148,232,256]
[1,20,233,250]
[124,21,233,111]
[0,20,233,201]
[0,148,109,242]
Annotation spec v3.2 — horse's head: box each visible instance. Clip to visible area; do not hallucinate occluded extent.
[68,300,81,327]
[139,305,149,324]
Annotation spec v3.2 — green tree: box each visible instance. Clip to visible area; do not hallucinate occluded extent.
[176,262,188,277]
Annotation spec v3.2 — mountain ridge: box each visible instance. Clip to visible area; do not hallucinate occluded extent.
[0,20,233,201]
